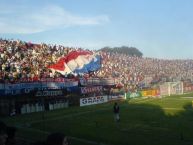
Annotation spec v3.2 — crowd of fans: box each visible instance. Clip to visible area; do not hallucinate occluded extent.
[97,52,193,88]
[0,38,193,88]
[0,38,74,83]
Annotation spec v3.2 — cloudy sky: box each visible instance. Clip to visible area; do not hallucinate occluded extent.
[0,0,193,59]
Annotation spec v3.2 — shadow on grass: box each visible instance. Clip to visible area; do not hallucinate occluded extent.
[1,97,193,145]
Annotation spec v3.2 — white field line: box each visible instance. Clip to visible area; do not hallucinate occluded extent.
[165,98,193,100]
[130,98,154,104]
[28,108,110,124]
[181,97,193,98]
[162,107,185,110]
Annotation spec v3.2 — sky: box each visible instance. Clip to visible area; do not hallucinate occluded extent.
[0,0,193,59]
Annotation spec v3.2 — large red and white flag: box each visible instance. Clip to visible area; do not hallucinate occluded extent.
[48,50,101,75]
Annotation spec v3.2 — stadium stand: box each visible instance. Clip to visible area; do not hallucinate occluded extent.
[0,38,193,115]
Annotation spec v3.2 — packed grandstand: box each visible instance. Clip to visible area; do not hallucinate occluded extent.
[0,39,193,85]
[0,38,193,115]
[1,38,193,84]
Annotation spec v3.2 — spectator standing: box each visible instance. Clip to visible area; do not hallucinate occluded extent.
[113,102,120,122]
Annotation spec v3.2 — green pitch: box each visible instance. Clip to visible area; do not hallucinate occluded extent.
[2,93,193,145]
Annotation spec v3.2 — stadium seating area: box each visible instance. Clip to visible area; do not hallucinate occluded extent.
[0,38,193,88]
[98,51,193,88]
[0,38,74,83]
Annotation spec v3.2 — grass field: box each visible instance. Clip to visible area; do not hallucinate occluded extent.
[2,93,193,145]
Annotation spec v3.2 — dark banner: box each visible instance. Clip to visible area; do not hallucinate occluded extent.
[0,80,78,97]
[35,89,67,97]
[80,86,103,94]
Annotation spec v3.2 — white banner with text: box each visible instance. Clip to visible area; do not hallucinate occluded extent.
[80,96,108,106]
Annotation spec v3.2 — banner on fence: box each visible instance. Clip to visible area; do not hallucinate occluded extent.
[35,90,66,97]
[0,79,78,96]
[109,95,125,101]
[126,91,142,99]
[183,84,193,93]
[80,96,108,106]
[141,89,160,97]
[80,86,102,94]
[80,78,115,86]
